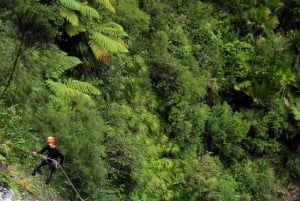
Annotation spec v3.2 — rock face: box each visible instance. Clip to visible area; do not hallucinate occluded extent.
[0,182,21,201]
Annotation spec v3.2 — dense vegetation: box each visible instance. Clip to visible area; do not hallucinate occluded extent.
[0,0,300,200]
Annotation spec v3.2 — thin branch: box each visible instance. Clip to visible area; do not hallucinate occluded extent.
[0,41,25,97]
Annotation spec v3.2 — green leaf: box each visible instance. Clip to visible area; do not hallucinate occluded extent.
[60,7,79,26]
[89,32,128,54]
[65,24,86,37]
[65,79,101,95]
[46,79,99,106]
[0,154,6,161]
[47,52,82,78]
[96,0,115,13]
[96,22,128,37]
[234,80,252,91]
[59,0,99,18]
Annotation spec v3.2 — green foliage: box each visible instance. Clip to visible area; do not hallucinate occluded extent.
[1,0,300,200]
[286,152,300,179]
[168,25,192,59]
[183,154,250,201]
[60,7,79,26]
[97,0,116,13]
[56,0,129,62]
[242,103,288,155]
[12,0,63,45]
[289,96,300,122]
[31,91,110,200]
[59,0,100,18]
[231,159,276,201]
[206,102,250,164]
[114,0,150,35]
[89,32,128,54]
[31,46,82,79]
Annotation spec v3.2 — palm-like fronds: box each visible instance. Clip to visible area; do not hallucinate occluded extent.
[60,7,79,26]
[58,0,128,60]
[59,0,99,18]
[89,44,109,60]
[253,79,276,103]
[45,51,82,79]
[65,79,101,95]
[290,97,300,121]
[46,80,70,97]
[96,0,115,13]
[96,22,128,38]
[65,24,86,37]
[46,79,100,106]
[89,33,128,54]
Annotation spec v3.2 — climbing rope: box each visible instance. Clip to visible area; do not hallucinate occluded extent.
[59,163,84,201]
[39,155,85,201]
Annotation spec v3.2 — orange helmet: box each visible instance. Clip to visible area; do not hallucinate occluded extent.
[46,136,55,144]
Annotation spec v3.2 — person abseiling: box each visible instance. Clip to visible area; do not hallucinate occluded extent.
[31,136,64,184]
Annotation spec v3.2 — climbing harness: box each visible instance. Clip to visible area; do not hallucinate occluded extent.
[39,155,85,201]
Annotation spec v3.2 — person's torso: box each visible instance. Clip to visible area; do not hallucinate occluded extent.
[47,146,61,159]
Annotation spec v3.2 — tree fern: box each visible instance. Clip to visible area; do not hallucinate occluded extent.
[290,97,300,121]
[89,32,128,54]
[43,51,82,79]
[89,44,109,60]
[57,0,128,60]
[60,7,79,26]
[65,24,86,37]
[46,79,100,106]
[234,80,252,91]
[253,79,276,103]
[96,0,115,13]
[95,22,128,38]
[46,80,70,97]
[65,79,101,95]
[58,0,99,18]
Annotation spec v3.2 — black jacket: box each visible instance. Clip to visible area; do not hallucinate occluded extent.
[39,145,64,165]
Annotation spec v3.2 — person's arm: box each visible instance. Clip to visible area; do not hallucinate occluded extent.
[32,145,48,157]
[38,145,48,154]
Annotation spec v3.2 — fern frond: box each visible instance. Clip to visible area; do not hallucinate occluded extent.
[79,4,100,18]
[60,7,79,26]
[96,22,128,37]
[59,0,99,18]
[65,79,101,95]
[234,80,252,91]
[44,51,82,78]
[291,105,300,121]
[46,80,69,97]
[65,24,86,37]
[46,80,98,106]
[89,33,128,54]
[96,0,115,13]
[58,0,82,11]
[90,44,109,60]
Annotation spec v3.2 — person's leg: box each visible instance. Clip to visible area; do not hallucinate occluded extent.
[32,159,48,176]
[45,161,56,184]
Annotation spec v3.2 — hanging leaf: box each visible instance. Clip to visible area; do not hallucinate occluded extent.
[60,7,79,26]
[89,32,128,54]
[90,44,109,60]
[96,0,115,13]
[65,24,86,37]
[65,79,101,95]
[59,0,99,18]
[95,22,128,37]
